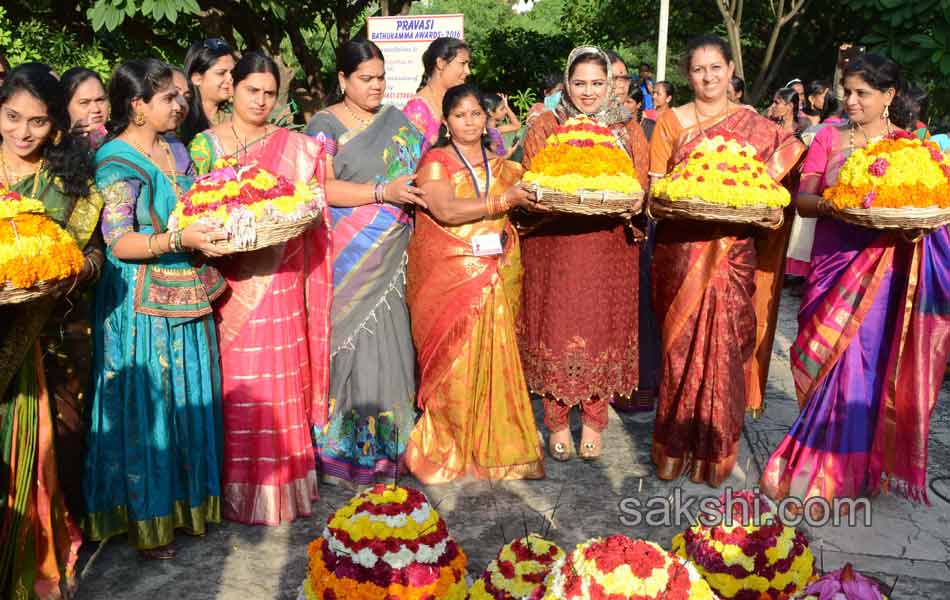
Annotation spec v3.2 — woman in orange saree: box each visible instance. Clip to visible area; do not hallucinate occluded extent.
[405,84,546,483]
[188,53,331,524]
[649,36,804,487]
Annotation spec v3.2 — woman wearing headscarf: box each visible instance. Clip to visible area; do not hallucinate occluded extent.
[519,46,650,461]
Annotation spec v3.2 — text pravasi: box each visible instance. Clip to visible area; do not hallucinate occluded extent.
[370,18,463,42]
[367,14,464,108]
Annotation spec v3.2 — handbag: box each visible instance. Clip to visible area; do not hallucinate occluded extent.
[97,156,226,319]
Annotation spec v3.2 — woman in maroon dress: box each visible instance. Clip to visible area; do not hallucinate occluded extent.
[519,46,650,461]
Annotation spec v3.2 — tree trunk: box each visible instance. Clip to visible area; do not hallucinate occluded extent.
[750,14,804,104]
[748,0,812,103]
[715,0,745,79]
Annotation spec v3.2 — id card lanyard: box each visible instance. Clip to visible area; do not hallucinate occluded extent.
[451,141,491,200]
[451,141,504,257]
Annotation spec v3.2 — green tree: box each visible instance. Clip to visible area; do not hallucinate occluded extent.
[845,0,950,121]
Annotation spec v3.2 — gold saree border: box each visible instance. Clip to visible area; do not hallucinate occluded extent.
[83,496,221,550]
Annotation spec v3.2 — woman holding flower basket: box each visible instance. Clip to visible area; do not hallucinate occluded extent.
[0,63,103,600]
[648,36,804,488]
[761,54,950,508]
[519,46,650,462]
[187,52,331,526]
[83,59,230,560]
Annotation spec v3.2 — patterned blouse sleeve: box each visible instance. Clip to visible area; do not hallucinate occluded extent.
[100,179,142,248]
[189,132,216,176]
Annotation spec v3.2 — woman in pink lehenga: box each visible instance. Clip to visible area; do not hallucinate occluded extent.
[189,52,332,525]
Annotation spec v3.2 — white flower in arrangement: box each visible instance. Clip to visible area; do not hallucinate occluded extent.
[381,547,416,569]
[414,539,448,564]
[365,502,431,528]
[353,546,380,568]
[410,503,431,524]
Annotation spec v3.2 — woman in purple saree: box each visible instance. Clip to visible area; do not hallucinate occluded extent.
[761,54,950,507]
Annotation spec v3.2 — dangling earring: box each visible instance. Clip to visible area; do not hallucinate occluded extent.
[52,130,63,146]
[133,112,146,127]
[446,129,451,139]
[882,104,890,122]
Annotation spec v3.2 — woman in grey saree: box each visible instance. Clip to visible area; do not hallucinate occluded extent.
[305,40,425,487]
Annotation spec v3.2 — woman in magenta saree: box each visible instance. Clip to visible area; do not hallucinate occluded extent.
[761,55,950,506]
[649,37,804,487]
[189,53,331,524]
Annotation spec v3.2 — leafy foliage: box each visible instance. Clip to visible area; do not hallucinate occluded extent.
[510,88,538,120]
[844,0,950,120]
[0,6,113,78]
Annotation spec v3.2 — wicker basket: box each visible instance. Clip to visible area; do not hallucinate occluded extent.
[648,195,784,229]
[0,277,77,305]
[215,212,322,253]
[530,184,644,216]
[833,206,950,230]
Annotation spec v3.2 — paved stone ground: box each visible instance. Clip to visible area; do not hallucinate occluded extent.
[74,288,950,599]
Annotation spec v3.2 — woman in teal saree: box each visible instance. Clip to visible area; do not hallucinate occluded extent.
[82,59,230,559]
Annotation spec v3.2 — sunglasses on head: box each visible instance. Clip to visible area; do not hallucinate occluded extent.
[203,38,229,52]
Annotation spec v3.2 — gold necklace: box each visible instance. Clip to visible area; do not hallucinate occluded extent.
[341,99,374,130]
[848,120,890,153]
[693,100,730,120]
[123,135,182,199]
[693,100,731,140]
[0,147,43,197]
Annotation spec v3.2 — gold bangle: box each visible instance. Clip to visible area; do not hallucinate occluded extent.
[498,191,510,212]
[146,234,158,257]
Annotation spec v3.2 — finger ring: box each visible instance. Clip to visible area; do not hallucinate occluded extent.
[204,234,210,243]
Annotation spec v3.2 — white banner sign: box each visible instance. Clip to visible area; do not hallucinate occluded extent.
[366,14,465,108]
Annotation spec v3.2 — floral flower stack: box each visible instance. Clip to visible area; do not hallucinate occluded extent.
[523,116,643,215]
[469,534,565,600]
[539,535,717,599]
[0,185,84,302]
[299,484,469,600]
[793,563,888,600]
[650,134,790,227]
[823,130,950,229]
[672,491,814,600]
[168,158,324,250]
